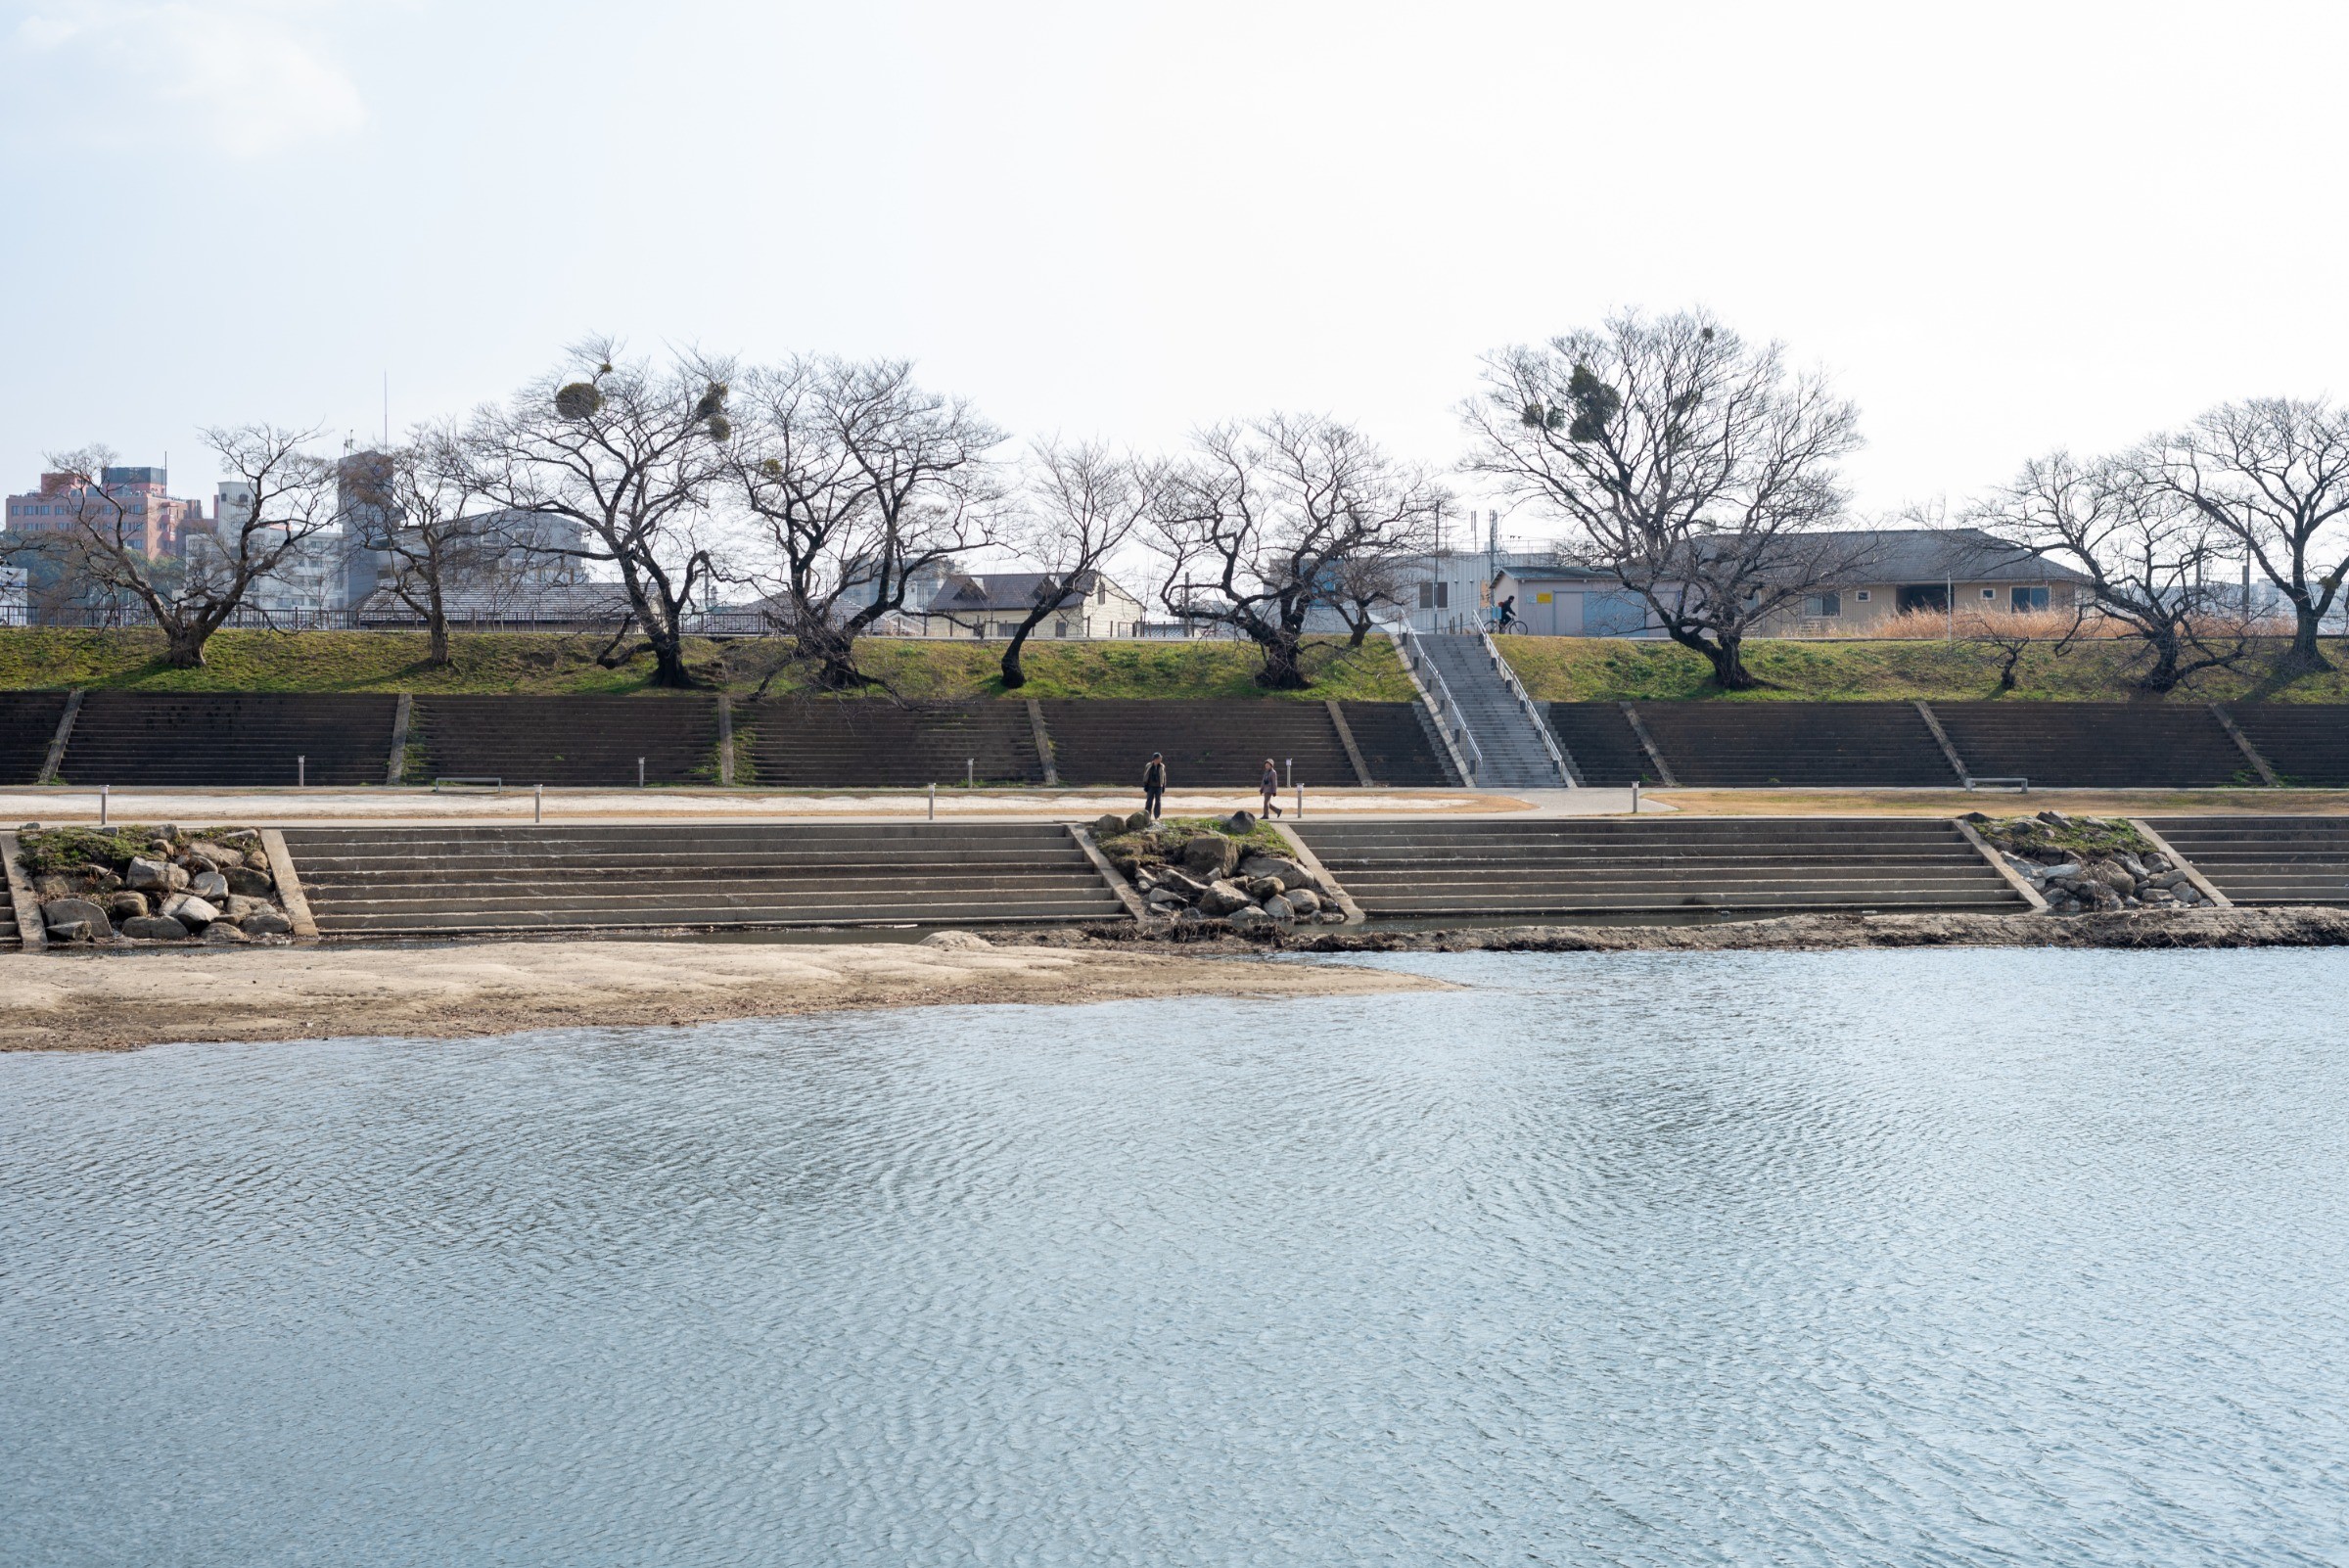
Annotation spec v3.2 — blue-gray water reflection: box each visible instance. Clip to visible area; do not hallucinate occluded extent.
[4,948,2345,1566]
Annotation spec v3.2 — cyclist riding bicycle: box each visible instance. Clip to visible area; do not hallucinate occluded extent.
[1494,594,1524,632]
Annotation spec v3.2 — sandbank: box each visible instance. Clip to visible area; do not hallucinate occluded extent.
[0,939,1455,1053]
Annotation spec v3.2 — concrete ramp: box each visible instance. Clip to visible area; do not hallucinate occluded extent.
[1295,817,2024,917]
[281,822,1128,936]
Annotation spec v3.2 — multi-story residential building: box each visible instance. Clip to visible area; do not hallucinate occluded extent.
[2,467,205,560]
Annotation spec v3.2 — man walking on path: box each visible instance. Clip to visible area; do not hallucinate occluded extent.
[1142,753,1167,820]
[1259,758,1284,818]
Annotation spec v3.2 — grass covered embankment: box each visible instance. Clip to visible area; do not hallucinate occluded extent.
[1498,635,2349,703]
[0,629,1414,702]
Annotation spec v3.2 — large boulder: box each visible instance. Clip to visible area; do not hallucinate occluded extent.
[1197,879,1254,917]
[1262,894,1296,923]
[105,890,150,922]
[42,898,113,940]
[161,894,220,932]
[1181,835,1239,878]
[189,840,246,869]
[1144,890,1189,911]
[188,871,231,902]
[1156,866,1210,899]
[224,866,274,898]
[1286,888,1323,917]
[1124,810,1154,832]
[1242,874,1285,901]
[120,914,190,941]
[125,856,173,894]
[1237,854,1307,885]
[1092,813,1128,838]
[1223,810,1258,834]
[1226,905,1274,932]
[201,922,251,945]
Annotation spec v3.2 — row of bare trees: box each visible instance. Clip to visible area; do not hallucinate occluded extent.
[1462,309,2349,692]
[14,321,2346,697]
[7,337,1446,691]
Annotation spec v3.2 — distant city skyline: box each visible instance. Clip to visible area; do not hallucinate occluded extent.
[5,1,2346,528]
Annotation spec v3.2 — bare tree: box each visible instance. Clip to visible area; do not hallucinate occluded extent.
[723,357,1003,691]
[2144,398,2349,675]
[1149,414,1443,689]
[6,429,340,668]
[1463,309,1865,690]
[1326,549,1416,649]
[1970,451,2247,693]
[460,338,732,688]
[990,440,1166,688]
[344,425,496,668]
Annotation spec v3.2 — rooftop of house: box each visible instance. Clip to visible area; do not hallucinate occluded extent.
[1828,528,2095,585]
[925,570,1126,614]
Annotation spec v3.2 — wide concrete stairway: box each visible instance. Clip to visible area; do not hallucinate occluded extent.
[1296,818,2024,917]
[1335,702,1458,786]
[1417,636,1568,787]
[1632,703,1959,787]
[0,691,69,784]
[281,823,1127,935]
[1541,704,1652,786]
[414,696,718,786]
[1931,703,2248,788]
[1038,700,1357,786]
[2223,706,2349,787]
[60,693,396,786]
[748,700,1043,787]
[2142,816,2349,906]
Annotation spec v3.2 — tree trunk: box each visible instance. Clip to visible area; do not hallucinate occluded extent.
[1678,628,1759,691]
[1253,633,1311,691]
[2280,604,2333,674]
[2137,628,2184,693]
[161,621,210,669]
[648,632,699,688]
[425,581,449,669]
[1344,616,1370,649]
[1000,604,1062,690]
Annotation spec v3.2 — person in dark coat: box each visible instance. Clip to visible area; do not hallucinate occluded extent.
[1260,758,1283,818]
[1142,753,1167,819]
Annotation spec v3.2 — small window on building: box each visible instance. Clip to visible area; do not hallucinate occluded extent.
[1854,589,1870,602]
[1802,592,1841,618]
[1981,587,1996,600]
[1437,582,1449,608]
[1418,582,1436,609]
[2011,585,2049,611]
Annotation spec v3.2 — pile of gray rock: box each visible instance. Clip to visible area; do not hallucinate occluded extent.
[28,826,297,945]
[1090,810,1350,930]
[1982,811,2210,914]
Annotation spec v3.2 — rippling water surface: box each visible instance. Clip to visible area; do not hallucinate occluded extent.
[5,949,2348,1566]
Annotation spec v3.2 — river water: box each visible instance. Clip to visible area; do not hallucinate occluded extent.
[4,949,2345,1566]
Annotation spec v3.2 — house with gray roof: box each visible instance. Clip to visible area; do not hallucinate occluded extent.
[1765,528,2094,631]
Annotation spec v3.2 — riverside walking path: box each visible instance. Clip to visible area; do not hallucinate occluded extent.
[0,783,1650,825]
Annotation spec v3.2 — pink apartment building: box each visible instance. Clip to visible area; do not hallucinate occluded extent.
[3,467,207,559]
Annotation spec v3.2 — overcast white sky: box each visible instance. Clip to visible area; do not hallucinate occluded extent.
[3,0,2344,540]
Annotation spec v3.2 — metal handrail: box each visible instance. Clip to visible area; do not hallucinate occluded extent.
[1479,630,1575,787]
[1385,619,1483,784]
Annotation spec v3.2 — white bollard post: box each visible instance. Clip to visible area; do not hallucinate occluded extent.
[1295,783,1304,819]
[638,757,645,789]
[1285,758,1293,788]
[298,755,306,788]
[100,783,109,826]
[534,783,543,824]
[967,758,974,788]
[928,783,936,820]
[1633,780,1640,814]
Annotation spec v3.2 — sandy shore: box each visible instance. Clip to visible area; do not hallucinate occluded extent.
[1274,906,2349,953]
[0,938,1456,1053]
